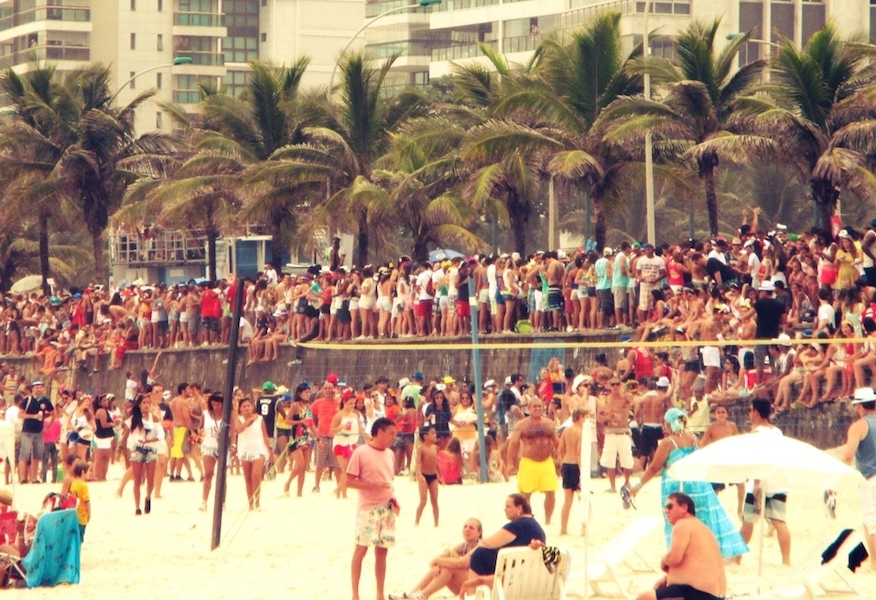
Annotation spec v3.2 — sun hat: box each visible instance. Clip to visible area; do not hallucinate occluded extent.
[443,376,456,385]
[656,376,670,388]
[572,374,587,391]
[758,281,775,292]
[603,247,613,256]
[852,387,876,404]
[398,377,411,388]
[483,379,497,389]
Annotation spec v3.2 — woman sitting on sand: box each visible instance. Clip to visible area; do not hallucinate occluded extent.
[389,518,483,600]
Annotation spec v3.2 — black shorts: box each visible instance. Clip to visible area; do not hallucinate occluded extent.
[304,306,319,319]
[684,360,701,373]
[640,425,663,457]
[596,289,614,316]
[866,266,876,287]
[561,463,580,491]
[655,584,723,600]
[337,301,352,324]
[202,317,219,331]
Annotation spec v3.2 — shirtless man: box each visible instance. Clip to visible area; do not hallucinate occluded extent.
[506,398,560,524]
[636,492,726,600]
[523,255,545,332]
[169,382,192,481]
[558,408,585,535]
[598,378,634,493]
[545,252,565,331]
[634,377,674,469]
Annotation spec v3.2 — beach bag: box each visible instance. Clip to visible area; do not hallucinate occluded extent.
[515,319,532,334]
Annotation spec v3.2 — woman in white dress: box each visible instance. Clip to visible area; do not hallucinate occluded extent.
[233,397,273,510]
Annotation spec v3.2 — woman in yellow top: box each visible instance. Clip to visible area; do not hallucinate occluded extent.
[835,230,860,291]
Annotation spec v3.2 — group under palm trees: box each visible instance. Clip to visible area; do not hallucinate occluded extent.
[3,14,876,288]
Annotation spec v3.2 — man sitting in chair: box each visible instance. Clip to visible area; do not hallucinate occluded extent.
[637,492,726,600]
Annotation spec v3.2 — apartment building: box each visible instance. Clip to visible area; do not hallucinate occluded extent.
[0,0,363,134]
[365,0,874,89]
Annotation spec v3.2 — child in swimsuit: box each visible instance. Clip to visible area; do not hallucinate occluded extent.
[415,426,441,527]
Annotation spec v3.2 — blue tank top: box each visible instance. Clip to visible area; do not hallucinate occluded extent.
[612,252,629,288]
[857,414,876,480]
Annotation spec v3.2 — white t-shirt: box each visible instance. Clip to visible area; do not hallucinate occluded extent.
[487,263,498,296]
[817,303,835,329]
[239,317,255,341]
[748,253,762,289]
[432,269,446,297]
[636,255,664,283]
[750,424,786,495]
[416,270,433,301]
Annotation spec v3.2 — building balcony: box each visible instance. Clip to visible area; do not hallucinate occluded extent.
[173,11,224,27]
[174,50,223,66]
[365,1,436,18]
[370,41,431,59]
[0,6,90,33]
[172,89,201,104]
[109,229,207,268]
[431,39,496,61]
[0,43,89,69]
[433,0,499,12]
[502,33,541,54]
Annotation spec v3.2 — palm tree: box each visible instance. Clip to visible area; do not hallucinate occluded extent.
[463,12,643,249]
[354,116,488,260]
[289,52,427,266]
[695,23,876,228]
[599,18,765,237]
[199,58,312,264]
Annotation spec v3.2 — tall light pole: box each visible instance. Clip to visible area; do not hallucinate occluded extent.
[642,1,655,245]
[327,0,441,97]
[109,56,193,104]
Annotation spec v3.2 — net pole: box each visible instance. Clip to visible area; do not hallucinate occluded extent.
[211,277,244,550]
[468,277,488,482]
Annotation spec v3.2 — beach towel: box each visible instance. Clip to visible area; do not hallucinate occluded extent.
[21,509,81,587]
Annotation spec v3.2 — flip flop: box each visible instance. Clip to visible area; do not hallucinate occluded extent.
[620,483,636,510]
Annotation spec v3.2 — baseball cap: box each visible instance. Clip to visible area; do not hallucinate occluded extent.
[483,379,497,389]
[398,377,411,388]
[162,390,172,400]
[262,381,276,392]
[325,373,339,386]
[758,281,775,292]
[412,371,424,381]
[31,380,44,387]
[656,376,670,388]
[603,247,613,256]
[443,376,456,385]
[504,376,513,385]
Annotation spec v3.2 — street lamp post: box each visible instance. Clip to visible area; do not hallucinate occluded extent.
[642,1,656,246]
[109,56,193,104]
[327,0,441,97]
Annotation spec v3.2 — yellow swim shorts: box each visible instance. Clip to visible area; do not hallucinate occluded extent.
[517,456,558,494]
[171,426,187,458]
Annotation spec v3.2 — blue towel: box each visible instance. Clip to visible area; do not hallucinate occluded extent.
[21,509,81,587]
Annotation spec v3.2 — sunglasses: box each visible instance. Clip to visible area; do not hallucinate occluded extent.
[610,383,621,386]
[664,503,676,510]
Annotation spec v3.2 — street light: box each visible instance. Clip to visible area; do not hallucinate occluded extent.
[327,0,441,97]
[642,1,655,245]
[109,56,193,103]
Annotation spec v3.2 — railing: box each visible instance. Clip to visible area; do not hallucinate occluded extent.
[365,1,435,18]
[174,50,223,66]
[0,45,89,69]
[433,0,499,12]
[560,0,634,30]
[172,90,201,104]
[173,11,224,27]
[503,34,541,53]
[432,39,497,61]
[0,6,90,32]
[109,229,207,267]
[369,41,431,59]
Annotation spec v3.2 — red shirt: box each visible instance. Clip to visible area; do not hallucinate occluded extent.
[201,289,221,318]
[311,397,339,437]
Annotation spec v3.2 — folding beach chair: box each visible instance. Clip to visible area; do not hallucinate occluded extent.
[758,528,868,600]
[0,510,26,587]
[570,515,660,599]
[464,546,572,600]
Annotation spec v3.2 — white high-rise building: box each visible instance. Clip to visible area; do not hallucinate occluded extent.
[365,0,874,90]
[0,0,364,134]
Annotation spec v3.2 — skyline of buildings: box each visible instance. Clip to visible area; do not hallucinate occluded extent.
[0,1,874,135]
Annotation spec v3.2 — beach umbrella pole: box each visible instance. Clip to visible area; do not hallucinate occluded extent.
[211,278,245,550]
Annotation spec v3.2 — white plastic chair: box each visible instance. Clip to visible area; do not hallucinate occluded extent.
[571,515,660,599]
[465,546,572,600]
[758,528,868,600]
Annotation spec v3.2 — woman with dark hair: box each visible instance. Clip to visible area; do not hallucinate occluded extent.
[460,494,546,593]
[425,387,452,447]
[126,394,164,515]
[233,396,272,510]
[199,392,225,511]
[92,394,117,481]
[282,384,312,498]
[395,396,417,474]
[329,394,363,499]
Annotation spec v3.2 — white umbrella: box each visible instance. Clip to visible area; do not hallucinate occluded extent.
[9,274,43,294]
[666,433,862,490]
[667,433,864,585]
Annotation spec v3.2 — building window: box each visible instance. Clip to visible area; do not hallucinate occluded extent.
[157,34,163,51]
[156,73,162,89]
[129,71,136,89]
[156,112,163,129]
[260,33,267,42]
[130,33,136,50]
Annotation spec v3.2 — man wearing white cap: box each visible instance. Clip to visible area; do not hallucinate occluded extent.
[841,387,876,568]
[747,281,786,384]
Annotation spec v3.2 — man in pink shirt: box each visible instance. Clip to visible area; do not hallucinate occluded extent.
[347,417,398,600]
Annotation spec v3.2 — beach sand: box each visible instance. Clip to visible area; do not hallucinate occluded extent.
[4,463,876,599]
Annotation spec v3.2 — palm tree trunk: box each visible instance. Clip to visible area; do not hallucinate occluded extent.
[507,189,529,255]
[38,210,50,295]
[811,179,838,230]
[703,166,719,238]
[91,229,106,286]
[207,227,218,283]
[591,185,607,251]
[412,237,429,263]
[270,221,285,270]
[356,207,369,267]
